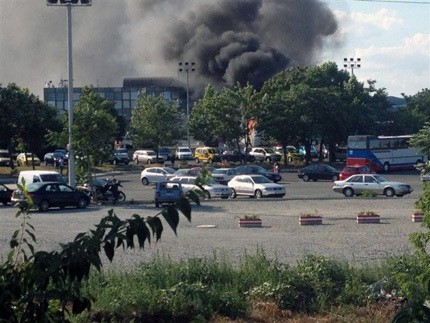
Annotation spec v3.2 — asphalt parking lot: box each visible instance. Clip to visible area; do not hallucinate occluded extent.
[0,168,426,269]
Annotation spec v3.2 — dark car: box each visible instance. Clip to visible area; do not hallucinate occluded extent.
[234,164,282,183]
[11,182,90,212]
[339,165,375,180]
[43,152,67,166]
[109,148,130,165]
[0,183,13,205]
[221,150,256,163]
[297,164,340,182]
[154,181,184,207]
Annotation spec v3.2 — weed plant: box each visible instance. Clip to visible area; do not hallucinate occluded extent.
[80,251,425,321]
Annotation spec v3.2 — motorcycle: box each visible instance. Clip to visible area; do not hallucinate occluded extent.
[78,178,126,203]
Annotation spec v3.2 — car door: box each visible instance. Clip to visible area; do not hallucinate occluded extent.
[242,177,255,195]
[364,175,381,195]
[44,184,63,207]
[57,184,77,206]
[320,165,333,180]
[349,175,365,194]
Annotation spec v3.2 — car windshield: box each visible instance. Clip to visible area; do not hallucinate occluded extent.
[179,148,190,152]
[373,174,389,182]
[40,174,66,183]
[251,176,271,184]
[27,183,43,192]
[163,167,176,174]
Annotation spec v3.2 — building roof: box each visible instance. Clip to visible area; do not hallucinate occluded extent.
[122,77,182,89]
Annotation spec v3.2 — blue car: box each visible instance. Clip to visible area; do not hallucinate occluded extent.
[154,181,184,207]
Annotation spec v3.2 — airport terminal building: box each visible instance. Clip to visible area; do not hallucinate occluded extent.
[43,77,187,119]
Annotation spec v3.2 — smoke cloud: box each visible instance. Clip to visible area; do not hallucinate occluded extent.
[0,0,338,97]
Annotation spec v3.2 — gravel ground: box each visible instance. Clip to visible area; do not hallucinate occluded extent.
[0,170,427,271]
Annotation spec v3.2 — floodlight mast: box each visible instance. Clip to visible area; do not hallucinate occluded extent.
[46,0,92,187]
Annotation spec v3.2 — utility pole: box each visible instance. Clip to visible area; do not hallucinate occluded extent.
[46,0,92,187]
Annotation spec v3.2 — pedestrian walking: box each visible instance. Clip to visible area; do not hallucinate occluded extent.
[59,157,64,175]
[273,162,279,174]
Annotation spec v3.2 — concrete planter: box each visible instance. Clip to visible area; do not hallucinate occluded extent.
[356,214,380,224]
[238,219,262,228]
[412,213,423,223]
[299,216,323,225]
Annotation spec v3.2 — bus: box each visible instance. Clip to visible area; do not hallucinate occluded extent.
[347,134,427,172]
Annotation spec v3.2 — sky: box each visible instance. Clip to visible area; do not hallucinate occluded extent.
[0,0,428,99]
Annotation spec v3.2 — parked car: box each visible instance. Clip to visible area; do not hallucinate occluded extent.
[332,174,413,197]
[133,149,165,164]
[0,183,13,205]
[234,164,282,183]
[221,150,255,163]
[422,173,430,181]
[274,146,303,163]
[298,145,318,159]
[228,175,286,199]
[140,167,176,185]
[158,147,172,161]
[154,181,184,207]
[109,148,130,165]
[248,147,281,163]
[194,146,221,163]
[16,152,41,166]
[11,182,90,211]
[211,168,239,185]
[43,152,67,166]
[18,170,65,186]
[169,176,232,199]
[175,147,193,160]
[297,164,340,182]
[0,149,12,166]
[339,165,375,180]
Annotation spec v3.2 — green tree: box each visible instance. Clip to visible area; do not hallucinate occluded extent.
[0,83,61,168]
[129,90,184,153]
[189,85,221,145]
[404,88,430,125]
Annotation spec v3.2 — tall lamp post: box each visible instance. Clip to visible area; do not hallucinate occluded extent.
[47,0,92,187]
[178,61,195,148]
[343,57,361,76]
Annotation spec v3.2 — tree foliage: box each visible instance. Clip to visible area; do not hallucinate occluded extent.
[129,90,185,151]
[0,83,61,166]
[0,186,194,321]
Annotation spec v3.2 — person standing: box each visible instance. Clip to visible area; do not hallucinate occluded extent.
[59,157,64,175]
[273,162,279,174]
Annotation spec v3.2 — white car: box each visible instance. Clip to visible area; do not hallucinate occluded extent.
[211,168,239,185]
[140,167,176,185]
[175,147,193,160]
[169,176,231,199]
[133,150,165,164]
[228,175,286,199]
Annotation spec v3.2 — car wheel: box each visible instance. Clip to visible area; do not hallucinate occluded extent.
[302,174,310,182]
[77,198,88,209]
[332,175,338,181]
[117,192,126,202]
[39,200,50,212]
[230,188,237,199]
[141,177,149,185]
[255,189,263,199]
[343,187,354,197]
[203,191,211,200]
[384,187,395,197]
[383,162,390,173]
[147,159,151,164]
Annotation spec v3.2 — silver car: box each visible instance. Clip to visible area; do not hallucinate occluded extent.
[228,175,286,199]
[332,174,413,197]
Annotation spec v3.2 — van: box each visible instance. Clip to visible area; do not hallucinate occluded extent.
[18,170,66,186]
[194,147,220,163]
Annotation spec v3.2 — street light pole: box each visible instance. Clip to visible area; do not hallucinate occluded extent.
[343,57,361,76]
[178,61,195,148]
[47,0,92,187]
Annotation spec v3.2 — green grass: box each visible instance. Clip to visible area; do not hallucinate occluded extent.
[73,251,424,322]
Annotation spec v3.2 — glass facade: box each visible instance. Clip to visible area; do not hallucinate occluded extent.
[43,77,187,121]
